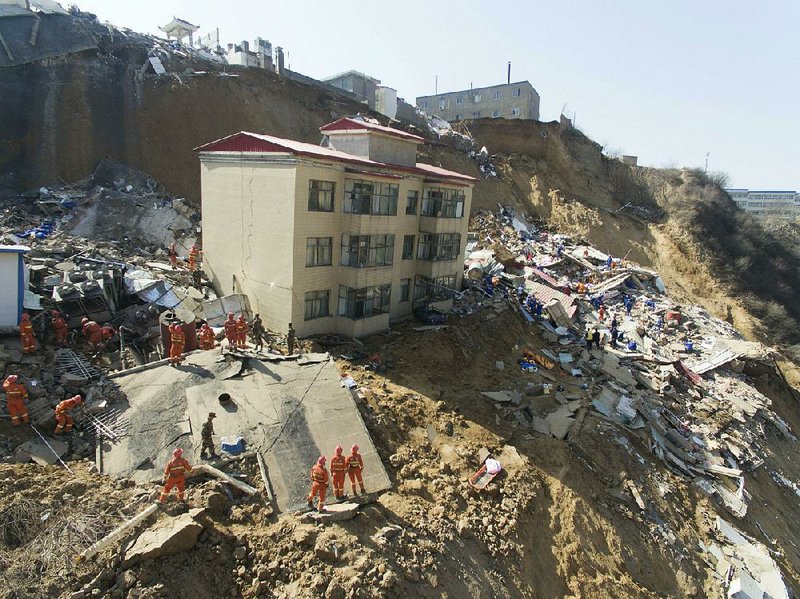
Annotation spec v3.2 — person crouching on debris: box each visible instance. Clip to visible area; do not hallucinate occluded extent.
[330,445,347,500]
[81,317,103,351]
[346,444,366,495]
[3,375,30,426]
[51,310,69,347]
[224,313,237,349]
[198,323,216,350]
[19,313,36,354]
[54,394,83,434]
[235,315,248,349]
[200,412,218,458]
[168,322,185,366]
[307,456,329,512]
[160,448,192,502]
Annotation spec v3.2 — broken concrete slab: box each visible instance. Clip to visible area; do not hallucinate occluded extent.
[124,508,204,565]
[531,416,550,435]
[15,436,68,466]
[305,502,360,522]
[545,412,574,440]
[481,391,521,404]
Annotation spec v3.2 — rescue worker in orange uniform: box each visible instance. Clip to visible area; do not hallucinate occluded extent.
[19,313,36,353]
[51,310,68,346]
[188,244,201,272]
[160,447,192,502]
[235,315,248,349]
[54,394,83,434]
[198,323,215,350]
[81,317,103,350]
[223,313,237,349]
[168,322,185,366]
[598,304,606,321]
[330,445,348,500]
[3,375,29,426]
[167,242,178,269]
[307,456,329,512]
[346,444,366,495]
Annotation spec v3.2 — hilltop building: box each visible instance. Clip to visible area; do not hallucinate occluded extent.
[159,17,199,45]
[726,189,800,220]
[196,118,475,338]
[416,81,540,122]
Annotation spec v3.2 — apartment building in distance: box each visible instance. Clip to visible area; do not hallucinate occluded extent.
[416,81,540,122]
[196,118,476,338]
[726,189,800,221]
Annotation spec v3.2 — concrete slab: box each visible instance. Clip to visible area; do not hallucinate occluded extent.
[102,351,391,512]
[15,436,68,465]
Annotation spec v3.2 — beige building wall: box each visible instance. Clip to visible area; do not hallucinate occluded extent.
[202,152,473,339]
[326,132,417,167]
[200,155,297,330]
[417,81,540,122]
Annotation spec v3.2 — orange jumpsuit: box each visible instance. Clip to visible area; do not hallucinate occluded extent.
[307,464,329,511]
[330,454,347,499]
[188,246,200,272]
[19,316,35,353]
[160,457,192,501]
[169,326,185,364]
[3,379,29,426]
[224,316,237,348]
[198,326,215,350]
[346,451,366,494]
[235,317,248,349]
[52,314,68,346]
[54,396,82,434]
[82,320,103,349]
[598,305,605,321]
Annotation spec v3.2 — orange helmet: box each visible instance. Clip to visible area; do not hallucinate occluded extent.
[351,444,359,454]
[71,394,83,403]
[228,312,234,319]
[21,313,30,321]
[173,448,183,458]
[335,445,343,456]
[81,317,89,325]
[4,375,18,384]
[317,456,326,466]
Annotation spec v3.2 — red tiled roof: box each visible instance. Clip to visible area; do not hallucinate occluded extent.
[320,117,425,142]
[194,131,476,183]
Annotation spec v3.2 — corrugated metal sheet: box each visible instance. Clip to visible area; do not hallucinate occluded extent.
[530,267,559,287]
[526,281,576,317]
[195,132,289,153]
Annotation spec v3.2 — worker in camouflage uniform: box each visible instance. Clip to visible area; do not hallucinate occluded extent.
[200,412,217,458]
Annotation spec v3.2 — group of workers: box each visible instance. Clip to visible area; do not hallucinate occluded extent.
[223,312,250,350]
[4,372,84,434]
[307,444,367,512]
[167,242,202,272]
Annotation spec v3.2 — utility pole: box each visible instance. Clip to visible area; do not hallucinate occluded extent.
[507,61,511,84]
[705,152,710,173]
[435,75,438,95]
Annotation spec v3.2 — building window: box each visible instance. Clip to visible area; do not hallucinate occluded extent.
[473,94,481,103]
[417,232,461,261]
[455,97,463,104]
[511,107,521,117]
[406,190,418,215]
[341,234,395,268]
[402,235,414,260]
[308,180,335,212]
[455,114,462,120]
[421,100,428,108]
[306,237,332,267]
[472,111,481,118]
[421,187,465,218]
[493,91,501,100]
[344,179,398,215]
[512,88,521,97]
[400,278,411,302]
[304,290,330,320]
[414,274,457,302]
[338,284,391,319]
[439,99,446,110]
[492,110,501,118]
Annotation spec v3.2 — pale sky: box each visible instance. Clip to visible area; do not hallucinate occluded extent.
[76,0,799,191]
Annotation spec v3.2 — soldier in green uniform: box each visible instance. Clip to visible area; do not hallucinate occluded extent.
[201,412,218,458]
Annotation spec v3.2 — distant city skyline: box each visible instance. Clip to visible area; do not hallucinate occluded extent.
[75,0,800,191]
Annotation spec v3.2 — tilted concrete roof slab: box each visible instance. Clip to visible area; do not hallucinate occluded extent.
[102,351,390,511]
